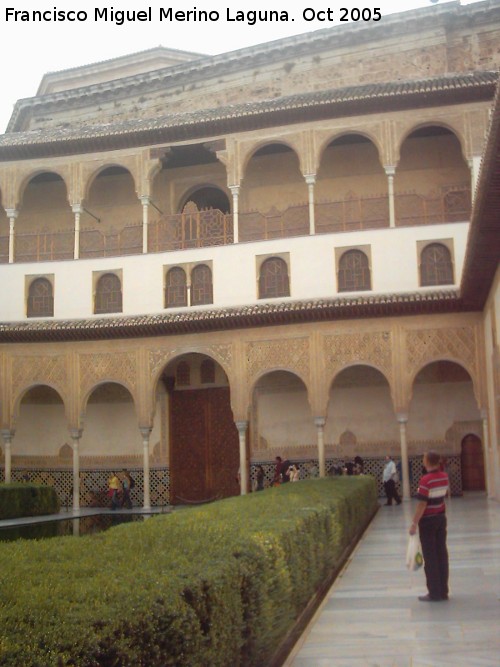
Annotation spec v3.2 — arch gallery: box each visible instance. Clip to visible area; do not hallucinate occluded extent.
[0,2,499,508]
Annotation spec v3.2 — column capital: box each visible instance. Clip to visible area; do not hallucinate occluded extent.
[480,408,488,420]
[139,195,152,206]
[314,416,326,428]
[69,428,83,440]
[5,208,18,219]
[396,413,408,424]
[71,204,84,215]
[384,165,396,177]
[235,420,248,434]
[304,174,316,185]
[139,426,152,440]
[229,185,240,196]
[1,429,14,444]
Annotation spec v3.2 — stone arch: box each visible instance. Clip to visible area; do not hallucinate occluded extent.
[408,361,481,463]
[326,364,397,454]
[17,169,70,208]
[156,351,238,503]
[12,382,68,427]
[178,184,231,214]
[12,385,68,458]
[79,381,141,459]
[80,379,138,421]
[241,139,304,178]
[250,369,314,461]
[408,358,480,410]
[317,130,384,169]
[83,164,138,201]
[396,121,467,165]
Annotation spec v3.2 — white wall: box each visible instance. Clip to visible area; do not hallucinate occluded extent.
[0,222,469,322]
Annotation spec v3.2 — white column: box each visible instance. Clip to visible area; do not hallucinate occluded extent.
[70,429,82,511]
[140,427,152,510]
[315,417,326,478]
[230,186,240,244]
[236,421,248,494]
[397,413,410,499]
[469,156,482,203]
[305,174,316,235]
[1,430,13,483]
[140,196,151,254]
[5,209,18,264]
[384,166,396,228]
[71,204,83,260]
[480,409,493,497]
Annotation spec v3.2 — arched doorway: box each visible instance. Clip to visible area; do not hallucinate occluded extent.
[159,353,239,504]
[15,385,67,459]
[461,433,485,491]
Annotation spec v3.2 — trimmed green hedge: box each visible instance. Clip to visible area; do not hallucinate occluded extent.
[0,483,60,520]
[0,476,377,667]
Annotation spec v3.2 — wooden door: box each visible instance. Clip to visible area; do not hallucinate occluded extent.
[169,387,239,504]
[461,434,485,491]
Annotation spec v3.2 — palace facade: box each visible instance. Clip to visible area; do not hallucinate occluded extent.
[0,1,499,507]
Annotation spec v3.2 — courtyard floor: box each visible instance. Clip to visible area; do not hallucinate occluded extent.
[285,493,500,667]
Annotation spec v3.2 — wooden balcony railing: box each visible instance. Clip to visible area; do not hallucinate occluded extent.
[315,195,390,234]
[148,209,233,252]
[239,204,309,242]
[80,223,142,258]
[0,185,471,264]
[14,229,74,263]
[395,186,471,227]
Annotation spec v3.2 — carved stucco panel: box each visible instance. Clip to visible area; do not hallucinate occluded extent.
[323,331,393,381]
[148,344,233,382]
[406,326,477,380]
[79,351,137,399]
[11,355,68,406]
[246,337,310,387]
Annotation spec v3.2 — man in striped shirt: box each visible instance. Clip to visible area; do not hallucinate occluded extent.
[409,450,450,602]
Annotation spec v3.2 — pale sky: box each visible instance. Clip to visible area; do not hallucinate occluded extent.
[0,0,479,133]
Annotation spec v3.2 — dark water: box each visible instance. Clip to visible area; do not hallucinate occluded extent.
[0,513,149,542]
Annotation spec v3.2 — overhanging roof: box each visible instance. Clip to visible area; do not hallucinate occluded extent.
[0,72,497,160]
[0,290,466,344]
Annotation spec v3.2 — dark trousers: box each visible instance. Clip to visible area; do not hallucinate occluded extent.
[383,479,401,505]
[419,513,449,600]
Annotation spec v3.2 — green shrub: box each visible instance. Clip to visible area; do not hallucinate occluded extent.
[0,476,377,666]
[0,483,60,519]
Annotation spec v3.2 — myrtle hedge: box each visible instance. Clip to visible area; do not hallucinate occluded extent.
[0,476,377,667]
[0,483,60,520]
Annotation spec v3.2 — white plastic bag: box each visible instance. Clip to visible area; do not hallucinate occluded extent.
[406,534,424,571]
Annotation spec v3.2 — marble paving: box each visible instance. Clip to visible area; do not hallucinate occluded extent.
[285,494,500,667]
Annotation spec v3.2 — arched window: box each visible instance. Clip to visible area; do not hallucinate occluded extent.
[258,257,290,299]
[176,361,190,386]
[191,264,213,306]
[338,250,371,292]
[27,277,54,317]
[165,267,188,308]
[420,243,454,286]
[200,359,216,384]
[94,273,122,314]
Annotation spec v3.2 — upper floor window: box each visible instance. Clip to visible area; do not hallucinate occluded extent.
[338,249,371,292]
[165,267,188,308]
[94,273,122,314]
[27,277,54,318]
[420,243,454,286]
[191,264,213,306]
[258,257,290,299]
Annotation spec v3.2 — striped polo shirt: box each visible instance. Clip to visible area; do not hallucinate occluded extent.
[416,470,449,516]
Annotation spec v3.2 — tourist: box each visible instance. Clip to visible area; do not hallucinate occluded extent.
[121,469,133,509]
[108,471,121,510]
[289,464,300,482]
[409,450,450,601]
[382,456,401,506]
[256,465,265,491]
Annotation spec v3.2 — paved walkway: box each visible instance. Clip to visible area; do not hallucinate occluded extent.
[285,494,500,667]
